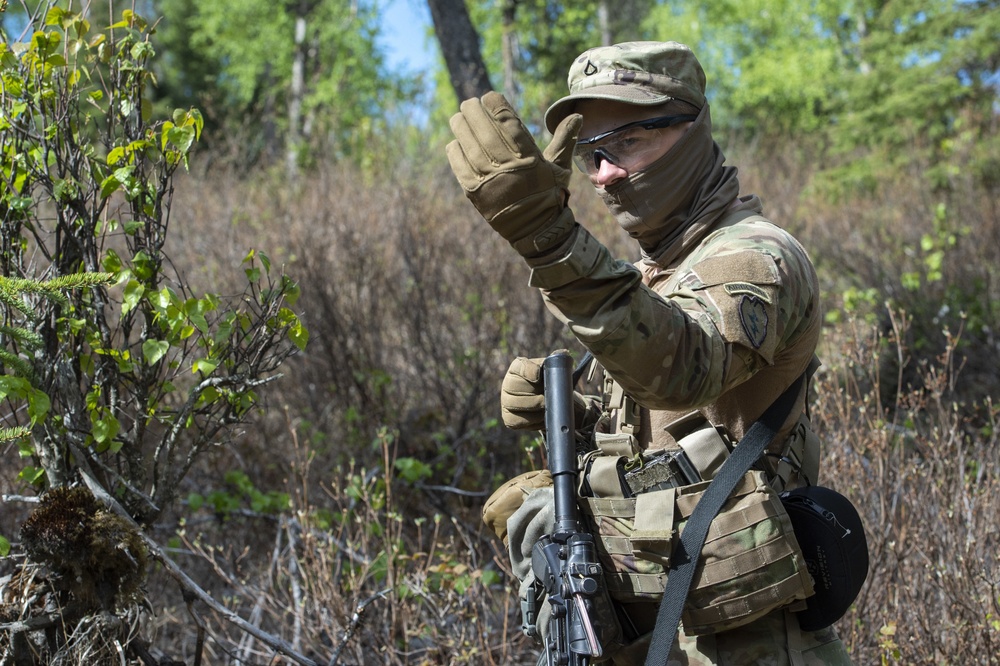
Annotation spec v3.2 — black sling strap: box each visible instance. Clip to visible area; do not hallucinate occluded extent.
[643,373,806,665]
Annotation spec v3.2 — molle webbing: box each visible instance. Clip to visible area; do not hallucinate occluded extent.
[579,489,675,599]
[603,372,641,436]
[683,573,810,631]
[579,470,812,624]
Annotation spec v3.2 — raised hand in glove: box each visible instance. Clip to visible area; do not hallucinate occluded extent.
[446,92,583,258]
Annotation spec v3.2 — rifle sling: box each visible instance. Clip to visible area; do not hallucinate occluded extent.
[643,373,805,665]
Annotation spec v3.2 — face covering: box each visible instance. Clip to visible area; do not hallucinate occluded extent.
[597,104,741,268]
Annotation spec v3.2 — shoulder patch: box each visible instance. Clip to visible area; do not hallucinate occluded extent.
[738,295,769,349]
[691,250,780,289]
[724,282,772,304]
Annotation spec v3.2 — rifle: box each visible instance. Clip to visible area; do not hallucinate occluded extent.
[524,351,607,665]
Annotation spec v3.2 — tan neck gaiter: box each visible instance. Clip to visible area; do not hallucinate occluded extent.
[597,104,741,269]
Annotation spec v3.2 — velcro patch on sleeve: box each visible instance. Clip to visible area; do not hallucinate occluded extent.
[737,295,770,349]
[691,251,781,364]
[691,251,780,288]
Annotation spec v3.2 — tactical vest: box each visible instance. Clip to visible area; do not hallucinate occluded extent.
[576,370,818,636]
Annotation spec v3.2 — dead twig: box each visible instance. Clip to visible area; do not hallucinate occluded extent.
[327,588,390,666]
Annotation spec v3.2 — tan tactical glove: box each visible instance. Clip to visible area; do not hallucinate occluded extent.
[501,356,548,430]
[501,355,601,431]
[446,92,583,258]
[482,469,553,546]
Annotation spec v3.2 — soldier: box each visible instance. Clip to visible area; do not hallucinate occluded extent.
[447,41,854,664]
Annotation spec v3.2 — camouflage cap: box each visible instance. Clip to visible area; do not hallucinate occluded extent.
[544,41,707,134]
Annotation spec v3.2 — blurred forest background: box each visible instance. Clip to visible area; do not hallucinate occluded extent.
[1,0,998,664]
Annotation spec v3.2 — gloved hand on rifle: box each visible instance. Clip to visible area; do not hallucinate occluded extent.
[446,92,583,259]
[482,469,553,546]
[501,355,601,431]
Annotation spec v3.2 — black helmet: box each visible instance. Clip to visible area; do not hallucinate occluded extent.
[780,485,869,632]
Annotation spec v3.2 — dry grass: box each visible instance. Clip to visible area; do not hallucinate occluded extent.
[815,316,1000,664]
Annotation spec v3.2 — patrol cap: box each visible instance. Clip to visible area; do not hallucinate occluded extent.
[544,41,708,134]
[780,485,870,632]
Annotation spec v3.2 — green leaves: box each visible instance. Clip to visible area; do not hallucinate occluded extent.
[244,251,308,351]
[187,470,291,517]
[287,314,309,352]
[121,279,143,314]
[142,339,169,365]
[0,2,304,534]
[161,108,203,168]
[90,409,122,453]
[395,457,433,484]
[154,0,405,166]
[0,376,51,426]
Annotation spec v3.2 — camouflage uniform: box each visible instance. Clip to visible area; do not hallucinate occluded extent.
[514,204,851,664]
[451,40,855,666]
[527,198,819,451]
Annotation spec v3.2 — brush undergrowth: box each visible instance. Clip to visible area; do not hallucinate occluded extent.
[4,134,999,664]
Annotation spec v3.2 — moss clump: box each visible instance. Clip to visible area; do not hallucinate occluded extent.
[19,486,147,611]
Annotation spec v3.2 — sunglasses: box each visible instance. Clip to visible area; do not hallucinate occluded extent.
[573,114,698,175]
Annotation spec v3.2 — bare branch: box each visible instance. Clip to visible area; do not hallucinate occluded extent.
[327,589,390,666]
[1,494,40,504]
[76,463,322,666]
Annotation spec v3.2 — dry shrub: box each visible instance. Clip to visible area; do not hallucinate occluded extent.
[814,314,1000,664]
[165,154,624,495]
[135,156,570,663]
[804,147,999,410]
[140,424,535,665]
[730,128,1000,412]
[32,134,993,663]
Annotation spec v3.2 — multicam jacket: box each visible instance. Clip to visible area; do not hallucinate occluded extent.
[504,195,854,665]
[525,194,822,471]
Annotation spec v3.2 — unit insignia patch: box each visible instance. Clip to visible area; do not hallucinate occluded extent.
[739,295,769,349]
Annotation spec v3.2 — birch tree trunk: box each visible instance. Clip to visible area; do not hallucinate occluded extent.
[286,0,320,175]
[288,12,307,174]
[598,1,612,46]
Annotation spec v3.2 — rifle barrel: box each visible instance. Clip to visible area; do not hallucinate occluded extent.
[543,352,579,539]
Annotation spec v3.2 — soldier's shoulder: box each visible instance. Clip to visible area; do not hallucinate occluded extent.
[704,214,804,255]
[683,214,813,280]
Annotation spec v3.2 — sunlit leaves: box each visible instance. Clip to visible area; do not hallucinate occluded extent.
[142,339,169,365]
[121,280,143,314]
[1,3,306,525]
[161,108,203,168]
[154,0,406,164]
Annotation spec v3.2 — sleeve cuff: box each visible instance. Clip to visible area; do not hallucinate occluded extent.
[526,226,606,290]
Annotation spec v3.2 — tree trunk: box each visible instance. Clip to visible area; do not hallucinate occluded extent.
[427,0,492,103]
[501,0,519,103]
[286,0,319,175]
[288,12,307,174]
[598,1,612,46]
